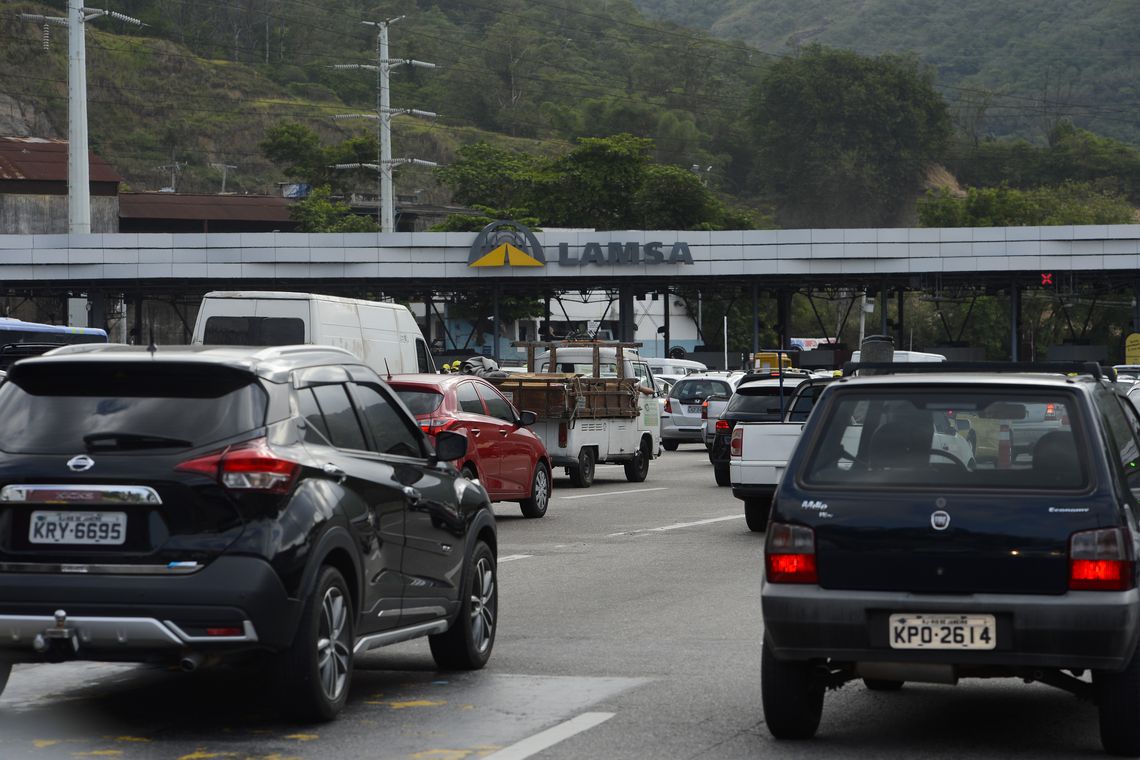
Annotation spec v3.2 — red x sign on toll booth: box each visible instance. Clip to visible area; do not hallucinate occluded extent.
[1041,272,1053,286]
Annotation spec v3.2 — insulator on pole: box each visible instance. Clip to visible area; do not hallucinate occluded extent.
[42,23,51,50]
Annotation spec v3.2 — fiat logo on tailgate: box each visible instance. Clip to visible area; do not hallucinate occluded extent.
[930,510,951,531]
[67,455,94,472]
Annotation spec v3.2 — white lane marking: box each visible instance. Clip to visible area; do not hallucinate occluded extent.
[608,514,745,536]
[558,487,669,501]
[483,711,616,760]
[499,554,533,563]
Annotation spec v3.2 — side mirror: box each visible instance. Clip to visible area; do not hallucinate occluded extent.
[433,430,468,462]
[519,410,538,426]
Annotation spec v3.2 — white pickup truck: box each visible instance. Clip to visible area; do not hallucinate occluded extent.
[728,377,834,531]
[490,341,661,488]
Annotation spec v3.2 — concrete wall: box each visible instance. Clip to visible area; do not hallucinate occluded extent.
[0,194,118,234]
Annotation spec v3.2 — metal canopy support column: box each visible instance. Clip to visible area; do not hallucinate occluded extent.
[1010,281,1021,361]
[88,291,107,331]
[492,283,501,363]
[132,295,143,345]
[751,282,760,359]
[896,289,905,348]
[619,285,635,343]
[777,289,790,350]
[879,283,889,336]
[663,288,671,357]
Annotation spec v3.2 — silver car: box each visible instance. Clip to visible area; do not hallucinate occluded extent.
[661,374,738,450]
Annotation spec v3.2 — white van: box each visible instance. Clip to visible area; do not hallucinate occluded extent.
[191,291,434,375]
[647,358,708,377]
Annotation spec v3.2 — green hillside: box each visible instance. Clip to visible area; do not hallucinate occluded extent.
[0,0,762,199]
[632,0,1140,146]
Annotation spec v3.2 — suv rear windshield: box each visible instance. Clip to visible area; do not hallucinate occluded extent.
[0,363,267,454]
[802,389,1087,490]
[727,384,802,416]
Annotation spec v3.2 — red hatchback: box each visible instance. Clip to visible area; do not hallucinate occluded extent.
[389,374,553,518]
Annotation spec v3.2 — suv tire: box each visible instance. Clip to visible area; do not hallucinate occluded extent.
[745,497,770,532]
[714,462,730,487]
[1098,645,1140,755]
[761,639,823,740]
[568,448,596,488]
[279,565,354,722]
[624,438,651,483]
[430,540,497,670]
[519,463,551,518]
[662,441,679,452]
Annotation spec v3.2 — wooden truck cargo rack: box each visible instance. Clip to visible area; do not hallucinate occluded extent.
[487,340,644,422]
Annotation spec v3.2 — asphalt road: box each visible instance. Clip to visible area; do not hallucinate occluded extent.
[0,446,1107,759]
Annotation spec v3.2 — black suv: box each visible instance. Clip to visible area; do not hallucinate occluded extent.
[0,345,497,721]
[708,371,819,487]
[762,363,1140,755]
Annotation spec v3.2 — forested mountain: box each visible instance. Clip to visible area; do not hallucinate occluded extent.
[632,0,1140,146]
[0,0,761,197]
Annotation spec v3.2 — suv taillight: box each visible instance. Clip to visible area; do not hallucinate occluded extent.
[1044,403,1058,421]
[664,398,673,414]
[765,522,817,583]
[715,419,730,432]
[1070,527,1134,591]
[176,438,300,495]
[701,400,709,420]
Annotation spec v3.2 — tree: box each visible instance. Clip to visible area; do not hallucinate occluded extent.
[290,186,379,232]
[917,183,1135,227]
[433,143,544,211]
[532,134,654,229]
[750,45,952,228]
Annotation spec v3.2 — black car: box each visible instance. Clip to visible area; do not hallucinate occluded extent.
[0,345,497,721]
[709,372,822,487]
[761,363,1140,755]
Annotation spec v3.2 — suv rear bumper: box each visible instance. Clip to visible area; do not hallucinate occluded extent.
[763,582,1140,672]
[0,555,300,663]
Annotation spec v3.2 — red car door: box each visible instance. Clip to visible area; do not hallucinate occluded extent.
[454,380,502,494]
[476,380,533,497]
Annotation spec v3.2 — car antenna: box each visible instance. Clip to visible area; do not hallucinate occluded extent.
[384,358,392,381]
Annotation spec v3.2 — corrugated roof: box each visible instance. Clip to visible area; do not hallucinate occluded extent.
[118,192,294,222]
[0,137,121,183]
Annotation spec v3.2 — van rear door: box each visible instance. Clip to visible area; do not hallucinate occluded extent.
[195,295,309,346]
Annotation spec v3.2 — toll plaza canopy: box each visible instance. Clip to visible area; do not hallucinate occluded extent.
[1,223,1139,293]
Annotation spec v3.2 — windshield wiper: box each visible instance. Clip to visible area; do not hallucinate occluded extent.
[83,432,193,450]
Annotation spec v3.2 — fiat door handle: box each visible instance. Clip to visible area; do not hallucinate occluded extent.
[403,486,422,506]
[471,429,481,437]
[499,428,509,436]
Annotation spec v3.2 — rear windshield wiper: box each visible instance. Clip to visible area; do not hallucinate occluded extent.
[83,432,194,450]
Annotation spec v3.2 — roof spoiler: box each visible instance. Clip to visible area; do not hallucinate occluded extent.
[840,361,1114,382]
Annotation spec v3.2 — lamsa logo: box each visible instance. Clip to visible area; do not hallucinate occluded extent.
[468,221,545,268]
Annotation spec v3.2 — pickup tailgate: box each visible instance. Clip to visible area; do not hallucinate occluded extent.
[730,421,803,487]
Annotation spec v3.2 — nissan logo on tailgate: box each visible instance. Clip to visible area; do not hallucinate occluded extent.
[67,455,94,472]
[930,510,951,531]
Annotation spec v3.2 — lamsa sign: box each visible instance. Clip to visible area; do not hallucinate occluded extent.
[467,221,694,269]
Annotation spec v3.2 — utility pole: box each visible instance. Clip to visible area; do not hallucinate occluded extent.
[210,162,237,193]
[331,16,437,232]
[156,153,185,192]
[21,2,141,234]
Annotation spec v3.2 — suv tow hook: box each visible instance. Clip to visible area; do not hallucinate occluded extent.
[34,609,79,654]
